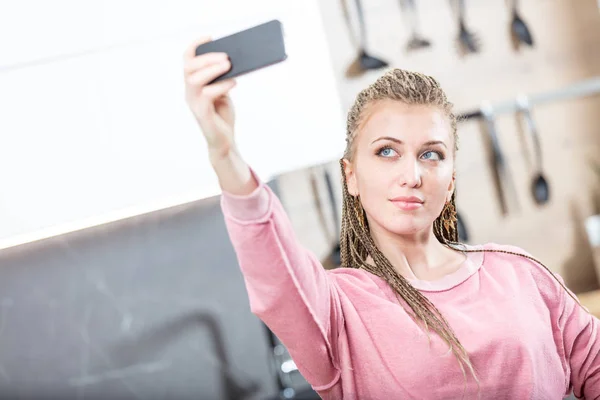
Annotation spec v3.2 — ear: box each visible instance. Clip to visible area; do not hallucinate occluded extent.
[446,171,456,203]
[342,159,359,196]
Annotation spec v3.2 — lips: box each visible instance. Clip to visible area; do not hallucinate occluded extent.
[390,196,424,203]
[389,196,424,211]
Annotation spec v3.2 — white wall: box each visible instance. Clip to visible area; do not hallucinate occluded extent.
[0,0,345,248]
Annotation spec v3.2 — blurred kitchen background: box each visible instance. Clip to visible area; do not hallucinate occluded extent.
[0,0,599,399]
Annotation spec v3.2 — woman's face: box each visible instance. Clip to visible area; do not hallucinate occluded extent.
[344,100,455,237]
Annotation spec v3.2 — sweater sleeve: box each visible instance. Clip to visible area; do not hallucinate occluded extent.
[553,274,600,398]
[220,174,342,390]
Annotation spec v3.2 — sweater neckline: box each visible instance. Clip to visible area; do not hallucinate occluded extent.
[404,243,485,292]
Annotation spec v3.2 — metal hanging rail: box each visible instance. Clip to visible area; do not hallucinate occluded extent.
[457,76,600,121]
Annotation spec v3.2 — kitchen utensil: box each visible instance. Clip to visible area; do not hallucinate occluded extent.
[456,211,469,242]
[324,168,342,267]
[352,0,389,70]
[309,168,340,268]
[401,0,432,51]
[510,0,534,47]
[481,102,518,216]
[455,0,481,54]
[310,168,333,237]
[516,95,550,205]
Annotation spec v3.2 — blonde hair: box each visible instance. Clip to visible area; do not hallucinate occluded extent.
[339,68,583,393]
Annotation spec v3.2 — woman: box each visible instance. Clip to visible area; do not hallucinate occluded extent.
[183,38,600,399]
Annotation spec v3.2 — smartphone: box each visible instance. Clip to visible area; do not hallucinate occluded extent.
[195,19,287,84]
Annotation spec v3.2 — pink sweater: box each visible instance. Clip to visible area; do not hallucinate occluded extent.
[221,179,600,399]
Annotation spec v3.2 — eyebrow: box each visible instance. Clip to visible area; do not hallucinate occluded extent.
[371,136,448,148]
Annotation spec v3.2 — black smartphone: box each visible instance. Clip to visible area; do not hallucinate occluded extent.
[195,19,287,84]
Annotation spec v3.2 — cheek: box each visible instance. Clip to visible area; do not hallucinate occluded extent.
[430,168,450,186]
[354,161,390,202]
[354,163,397,223]
[421,167,453,215]
[430,164,454,196]
[353,167,388,219]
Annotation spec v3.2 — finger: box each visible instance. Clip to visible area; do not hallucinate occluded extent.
[183,52,229,76]
[201,79,237,101]
[187,61,231,87]
[183,36,211,61]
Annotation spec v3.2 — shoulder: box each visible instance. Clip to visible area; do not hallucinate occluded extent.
[327,267,376,285]
[474,242,565,296]
[476,242,551,271]
[326,267,390,295]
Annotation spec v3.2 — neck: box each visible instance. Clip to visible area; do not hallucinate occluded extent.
[367,223,463,281]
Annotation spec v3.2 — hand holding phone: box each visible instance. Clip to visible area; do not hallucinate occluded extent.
[183,20,287,156]
[194,20,287,84]
[183,38,237,157]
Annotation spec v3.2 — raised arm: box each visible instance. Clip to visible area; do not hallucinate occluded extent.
[183,38,342,391]
[220,175,342,390]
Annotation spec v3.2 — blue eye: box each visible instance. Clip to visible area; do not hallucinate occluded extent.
[377,147,398,158]
[422,151,443,161]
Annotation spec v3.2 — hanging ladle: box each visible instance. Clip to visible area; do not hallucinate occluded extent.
[516,95,550,205]
[402,0,432,51]
[509,0,534,48]
[454,0,481,55]
[352,0,389,70]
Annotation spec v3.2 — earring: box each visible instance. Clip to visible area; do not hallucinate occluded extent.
[441,200,458,236]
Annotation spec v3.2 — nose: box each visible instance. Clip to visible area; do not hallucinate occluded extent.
[398,157,422,188]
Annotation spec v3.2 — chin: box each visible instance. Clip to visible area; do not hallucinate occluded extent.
[376,215,431,236]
